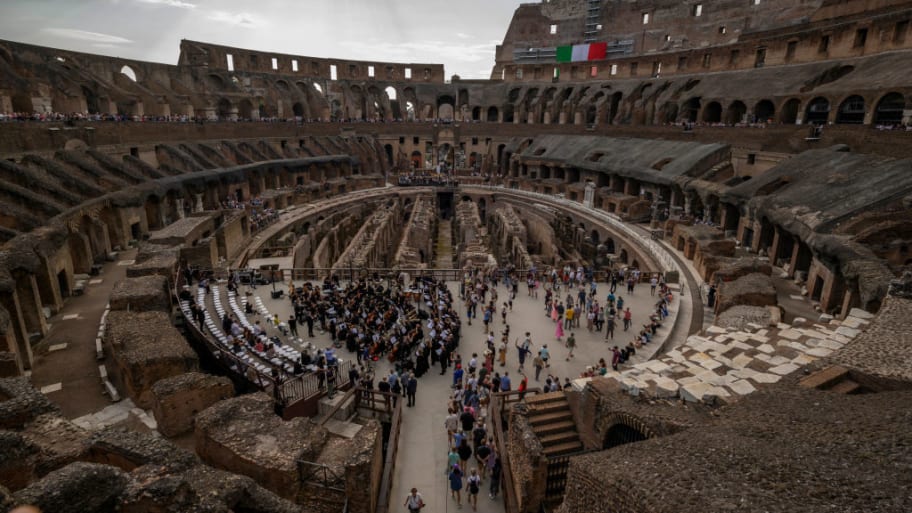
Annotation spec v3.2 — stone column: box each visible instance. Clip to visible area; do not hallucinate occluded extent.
[195,193,204,213]
[175,198,186,219]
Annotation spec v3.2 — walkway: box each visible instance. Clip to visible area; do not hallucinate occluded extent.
[29,249,137,420]
[251,274,681,513]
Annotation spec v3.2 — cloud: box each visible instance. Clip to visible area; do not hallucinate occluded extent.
[209,11,265,28]
[41,28,133,44]
[340,39,494,64]
[456,32,472,39]
[136,0,196,8]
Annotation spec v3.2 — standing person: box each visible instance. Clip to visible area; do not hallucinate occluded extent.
[515,339,529,372]
[606,316,616,341]
[467,468,482,511]
[406,373,418,407]
[457,437,474,471]
[539,344,551,368]
[498,337,508,367]
[517,373,528,400]
[447,446,459,476]
[623,307,632,331]
[325,365,336,399]
[532,353,544,381]
[650,275,658,296]
[404,488,425,512]
[566,333,576,360]
[287,314,298,337]
[555,317,564,341]
[489,455,502,499]
[449,464,464,508]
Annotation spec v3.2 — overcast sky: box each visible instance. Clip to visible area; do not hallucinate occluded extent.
[0,0,525,78]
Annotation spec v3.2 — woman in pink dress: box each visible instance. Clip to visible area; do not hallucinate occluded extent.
[551,304,559,322]
[555,319,564,341]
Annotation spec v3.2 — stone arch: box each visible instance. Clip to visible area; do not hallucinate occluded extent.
[384,86,398,101]
[384,144,394,165]
[410,150,422,169]
[805,96,831,125]
[487,106,499,122]
[81,86,100,115]
[238,98,255,120]
[292,102,304,118]
[67,230,92,275]
[502,104,515,123]
[437,95,455,120]
[608,92,623,124]
[590,230,600,245]
[682,97,700,122]
[873,92,904,125]
[779,98,800,124]
[120,65,137,82]
[835,95,865,124]
[216,98,233,120]
[754,99,775,122]
[471,106,481,121]
[724,100,747,125]
[604,237,616,254]
[585,105,597,124]
[702,101,722,123]
[602,413,654,449]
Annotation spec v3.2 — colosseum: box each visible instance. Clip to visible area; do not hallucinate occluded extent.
[1,1,911,512]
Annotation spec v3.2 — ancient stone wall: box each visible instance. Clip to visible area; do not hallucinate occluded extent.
[332,199,402,271]
[194,393,327,501]
[104,310,199,409]
[454,199,497,269]
[109,275,170,313]
[150,372,234,437]
[394,195,436,269]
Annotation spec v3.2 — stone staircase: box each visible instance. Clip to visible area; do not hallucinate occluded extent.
[434,218,455,268]
[799,365,862,394]
[526,391,583,457]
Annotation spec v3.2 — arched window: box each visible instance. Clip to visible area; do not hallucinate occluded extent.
[120,65,137,82]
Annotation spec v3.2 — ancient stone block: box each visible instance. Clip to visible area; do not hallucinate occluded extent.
[151,372,234,437]
[0,377,60,430]
[11,462,129,513]
[105,311,199,408]
[194,393,328,501]
[87,426,198,471]
[109,275,170,312]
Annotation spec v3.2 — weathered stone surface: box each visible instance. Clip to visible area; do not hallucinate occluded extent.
[12,462,129,513]
[109,275,170,312]
[0,377,60,430]
[120,464,301,513]
[88,426,198,471]
[105,310,199,408]
[151,372,234,437]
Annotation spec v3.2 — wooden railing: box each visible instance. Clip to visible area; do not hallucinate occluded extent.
[362,388,403,513]
[488,388,540,513]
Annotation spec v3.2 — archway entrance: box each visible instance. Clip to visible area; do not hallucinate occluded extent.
[874,92,904,125]
[805,97,830,125]
[603,422,648,449]
[835,95,865,124]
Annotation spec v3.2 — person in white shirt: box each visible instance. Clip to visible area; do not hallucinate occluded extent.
[404,488,425,512]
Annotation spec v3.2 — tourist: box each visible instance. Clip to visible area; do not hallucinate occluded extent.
[532,353,544,381]
[555,316,564,341]
[566,334,576,360]
[405,488,425,512]
[489,454,502,499]
[406,372,418,407]
[467,468,482,511]
[449,463,464,508]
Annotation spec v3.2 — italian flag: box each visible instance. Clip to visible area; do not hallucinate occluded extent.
[556,42,608,62]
